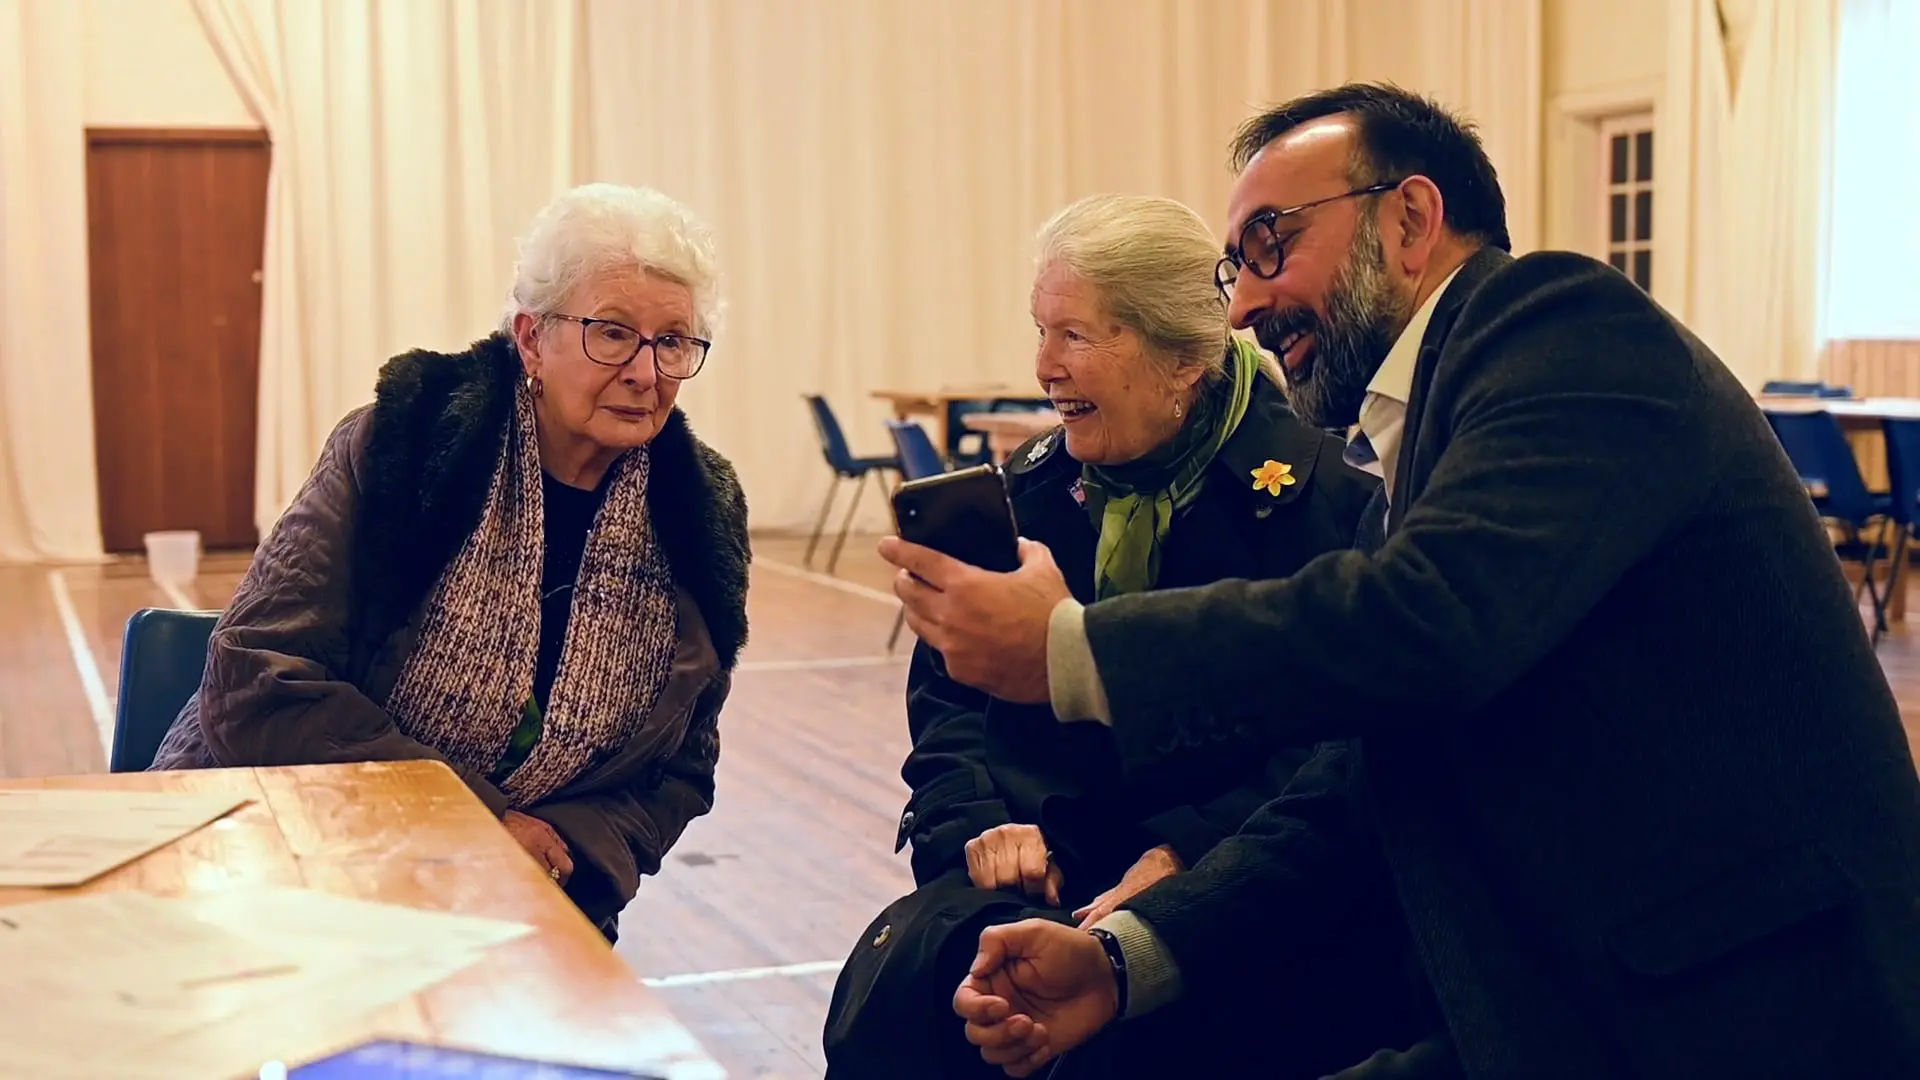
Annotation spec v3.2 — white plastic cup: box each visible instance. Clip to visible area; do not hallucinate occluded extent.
[143,530,202,586]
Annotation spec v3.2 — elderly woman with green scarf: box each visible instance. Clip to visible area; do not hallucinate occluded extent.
[823,194,1379,1080]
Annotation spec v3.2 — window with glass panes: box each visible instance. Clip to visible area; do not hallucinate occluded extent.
[1598,114,1654,292]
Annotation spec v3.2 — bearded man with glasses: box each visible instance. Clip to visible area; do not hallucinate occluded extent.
[882,82,1920,1078]
[152,183,750,947]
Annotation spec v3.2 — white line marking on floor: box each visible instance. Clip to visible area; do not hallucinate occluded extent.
[642,959,844,989]
[750,555,897,606]
[156,578,195,610]
[735,655,906,673]
[47,569,114,755]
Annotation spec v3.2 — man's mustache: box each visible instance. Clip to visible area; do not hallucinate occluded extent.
[1252,309,1318,365]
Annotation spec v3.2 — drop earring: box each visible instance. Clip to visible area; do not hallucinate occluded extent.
[1173,399,1183,419]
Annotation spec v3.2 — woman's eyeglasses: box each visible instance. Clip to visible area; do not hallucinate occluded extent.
[548,313,711,380]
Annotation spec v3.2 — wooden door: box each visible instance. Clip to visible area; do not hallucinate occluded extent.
[86,128,269,553]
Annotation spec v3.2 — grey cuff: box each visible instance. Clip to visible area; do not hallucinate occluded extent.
[1092,910,1182,1019]
[1046,599,1112,725]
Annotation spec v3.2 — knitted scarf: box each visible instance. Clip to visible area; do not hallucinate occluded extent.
[1081,338,1260,599]
[384,387,680,807]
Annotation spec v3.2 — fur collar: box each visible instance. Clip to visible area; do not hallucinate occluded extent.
[354,333,750,669]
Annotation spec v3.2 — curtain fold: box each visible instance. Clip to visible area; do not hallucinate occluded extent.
[192,0,589,534]
[1662,0,1837,388]
[0,0,102,562]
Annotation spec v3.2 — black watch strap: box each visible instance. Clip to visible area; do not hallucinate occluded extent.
[1087,926,1130,1019]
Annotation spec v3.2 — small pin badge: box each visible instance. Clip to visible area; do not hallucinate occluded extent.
[1069,478,1085,506]
[1025,435,1053,465]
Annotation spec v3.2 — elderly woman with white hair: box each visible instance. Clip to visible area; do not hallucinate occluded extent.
[824,194,1384,1079]
[151,183,749,943]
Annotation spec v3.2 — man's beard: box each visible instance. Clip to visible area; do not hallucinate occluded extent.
[1253,214,1413,430]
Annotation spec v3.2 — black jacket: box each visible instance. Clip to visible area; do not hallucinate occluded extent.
[895,373,1378,893]
[1097,249,1920,1077]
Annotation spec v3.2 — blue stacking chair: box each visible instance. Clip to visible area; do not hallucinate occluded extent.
[885,420,949,651]
[803,395,900,575]
[887,419,947,483]
[1766,410,1896,643]
[112,608,220,772]
[1879,418,1920,630]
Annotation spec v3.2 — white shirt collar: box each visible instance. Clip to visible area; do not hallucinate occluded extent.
[1344,263,1466,501]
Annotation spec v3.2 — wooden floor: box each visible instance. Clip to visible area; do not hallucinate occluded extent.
[5,535,1920,1077]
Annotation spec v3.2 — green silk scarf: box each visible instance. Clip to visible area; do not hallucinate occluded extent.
[1081,338,1261,599]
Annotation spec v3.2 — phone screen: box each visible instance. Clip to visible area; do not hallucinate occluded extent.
[278,1040,663,1079]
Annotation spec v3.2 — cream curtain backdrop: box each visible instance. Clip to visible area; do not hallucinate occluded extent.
[0,0,102,563]
[2,0,1544,548]
[1659,0,1837,389]
[191,0,591,534]
[1341,0,1543,255]
[583,0,1543,534]
[581,0,1321,535]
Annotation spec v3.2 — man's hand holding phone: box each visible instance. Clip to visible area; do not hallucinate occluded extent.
[879,535,1068,705]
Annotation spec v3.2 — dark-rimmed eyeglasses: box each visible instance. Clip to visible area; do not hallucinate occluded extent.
[1215,180,1402,300]
[548,313,710,380]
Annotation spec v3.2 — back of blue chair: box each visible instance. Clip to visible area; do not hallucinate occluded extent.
[1766,411,1879,523]
[1883,418,1920,527]
[113,608,219,772]
[804,395,859,475]
[887,419,947,481]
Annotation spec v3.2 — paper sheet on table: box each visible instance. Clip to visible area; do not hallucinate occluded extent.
[0,886,532,1080]
[0,789,250,886]
[189,885,534,958]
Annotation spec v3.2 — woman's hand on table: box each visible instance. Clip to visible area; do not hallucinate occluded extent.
[503,810,574,885]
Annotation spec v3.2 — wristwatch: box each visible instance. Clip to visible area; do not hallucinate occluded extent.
[1086,926,1130,1019]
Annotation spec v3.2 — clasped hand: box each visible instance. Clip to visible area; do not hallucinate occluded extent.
[952,919,1121,1077]
[967,823,1065,906]
[952,835,1182,1075]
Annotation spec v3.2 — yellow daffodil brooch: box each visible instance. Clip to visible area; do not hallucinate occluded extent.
[1251,460,1296,496]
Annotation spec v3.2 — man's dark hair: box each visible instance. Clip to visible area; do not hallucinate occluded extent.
[1229,82,1511,252]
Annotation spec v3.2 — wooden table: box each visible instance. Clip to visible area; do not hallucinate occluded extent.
[962,410,1059,463]
[870,386,1049,450]
[0,760,723,1080]
[1756,395,1920,423]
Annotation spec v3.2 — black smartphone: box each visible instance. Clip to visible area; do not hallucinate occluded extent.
[891,464,1020,573]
